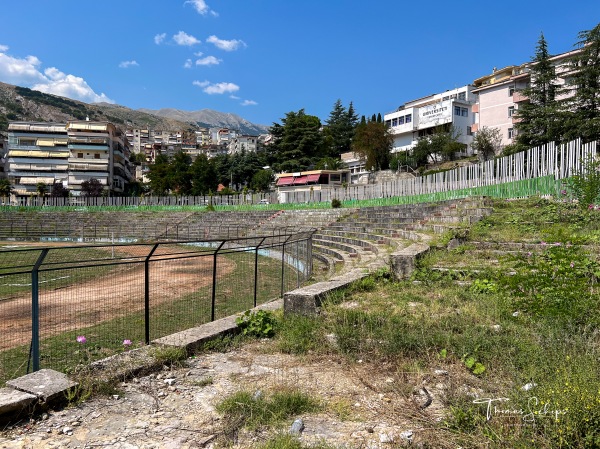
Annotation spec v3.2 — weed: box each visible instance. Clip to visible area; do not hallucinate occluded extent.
[149,345,187,366]
[256,433,337,449]
[236,310,277,338]
[276,314,322,355]
[216,387,320,431]
[469,279,498,295]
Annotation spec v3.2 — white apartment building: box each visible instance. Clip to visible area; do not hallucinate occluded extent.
[228,135,259,154]
[340,151,369,184]
[384,85,477,155]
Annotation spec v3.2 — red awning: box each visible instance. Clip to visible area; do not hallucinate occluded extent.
[306,174,321,183]
[276,176,294,186]
[292,175,308,185]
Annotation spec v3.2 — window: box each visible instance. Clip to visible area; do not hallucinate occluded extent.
[509,86,515,96]
[467,126,473,136]
[458,92,466,101]
[461,108,468,117]
[455,106,461,116]
[508,106,515,117]
[77,153,83,158]
[508,128,514,139]
[443,96,449,100]
[94,154,100,159]
[398,116,404,125]
[392,118,397,127]
[405,114,412,123]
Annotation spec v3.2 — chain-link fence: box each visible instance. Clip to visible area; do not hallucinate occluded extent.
[0,232,313,384]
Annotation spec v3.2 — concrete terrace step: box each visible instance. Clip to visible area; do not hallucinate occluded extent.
[313,233,379,254]
[326,223,432,243]
[318,229,399,248]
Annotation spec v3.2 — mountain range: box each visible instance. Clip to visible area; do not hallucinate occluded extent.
[0,82,270,135]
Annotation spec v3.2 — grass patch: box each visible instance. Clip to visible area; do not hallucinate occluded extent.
[216,387,320,431]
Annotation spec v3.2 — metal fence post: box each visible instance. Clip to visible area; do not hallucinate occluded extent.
[211,241,226,321]
[280,236,293,297]
[254,237,266,308]
[144,243,160,344]
[31,248,49,372]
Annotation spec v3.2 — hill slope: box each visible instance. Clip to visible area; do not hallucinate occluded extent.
[0,82,268,135]
[138,107,270,135]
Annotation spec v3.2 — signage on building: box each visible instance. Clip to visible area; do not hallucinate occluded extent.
[419,100,452,129]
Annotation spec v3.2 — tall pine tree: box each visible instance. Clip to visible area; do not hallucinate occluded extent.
[565,22,600,142]
[324,99,359,157]
[516,32,565,148]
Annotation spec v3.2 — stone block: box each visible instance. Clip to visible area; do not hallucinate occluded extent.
[0,387,37,416]
[389,243,430,280]
[6,369,78,403]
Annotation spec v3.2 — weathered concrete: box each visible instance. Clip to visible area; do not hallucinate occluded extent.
[0,387,37,416]
[389,243,430,280]
[152,299,283,352]
[6,369,78,403]
[284,269,369,315]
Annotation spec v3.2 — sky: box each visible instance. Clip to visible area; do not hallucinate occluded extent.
[1,1,600,128]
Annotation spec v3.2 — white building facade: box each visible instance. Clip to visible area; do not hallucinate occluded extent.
[384,85,477,155]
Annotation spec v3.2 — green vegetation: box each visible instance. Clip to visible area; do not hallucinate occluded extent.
[236,310,277,338]
[216,388,320,431]
[268,197,600,447]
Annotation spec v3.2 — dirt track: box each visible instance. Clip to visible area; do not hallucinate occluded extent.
[0,255,234,351]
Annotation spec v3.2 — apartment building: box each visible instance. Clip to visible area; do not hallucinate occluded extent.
[472,49,580,147]
[384,85,477,155]
[5,122,70,196]
[4,120,133,198]
[66,120,132,195]
[340,151,369,184]
[228,134,259,154]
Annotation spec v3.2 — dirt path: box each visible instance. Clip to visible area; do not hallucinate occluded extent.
[0,256,234,350]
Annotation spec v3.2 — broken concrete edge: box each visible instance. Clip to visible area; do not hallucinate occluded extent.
[0,299,283,423]
[389,243,430,280]
[283,268,371,315]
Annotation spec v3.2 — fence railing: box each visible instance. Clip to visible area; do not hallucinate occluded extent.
[3,139,597,208]
[0,231,313,383]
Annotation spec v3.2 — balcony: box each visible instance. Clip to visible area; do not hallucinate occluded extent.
[513,91,528,103]
[69,144,110,151]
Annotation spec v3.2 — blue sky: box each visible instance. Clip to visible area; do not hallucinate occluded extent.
[1,1,599,128]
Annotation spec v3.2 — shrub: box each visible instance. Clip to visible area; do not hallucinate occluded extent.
[331,198,342,208]
[236,310,276,338]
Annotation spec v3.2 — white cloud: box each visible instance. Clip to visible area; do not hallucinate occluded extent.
[206,35,247,51]
[196,56,221,66]
[0,51,46,85]
[184,59,193,69]
[0,44,9,52]
[229,95,240,100]
[241,100,257,106]
[33,68,114,104]
[194,51,204,57]
[193,80,239,95]
[173,31,201,46]
[185,0,218,16]
[119,60,139,68]
[154,33,167,45]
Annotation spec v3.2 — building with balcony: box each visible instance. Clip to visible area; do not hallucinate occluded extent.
[5,122,70,196]
[228,135,259,154]
[4,120,134,198]
[472,49,580,147]
[340,152,369,184]
[384,85,476,156]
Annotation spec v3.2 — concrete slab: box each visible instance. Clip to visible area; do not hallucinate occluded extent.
[0,387,37,415]
[153,299,283,351]
[6,369,78,403]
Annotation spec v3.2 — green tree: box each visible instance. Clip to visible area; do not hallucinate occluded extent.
[147,154,171,195]
[472,127,503,161]
[352,120,393,171]
[190,154,218,195]
[50,183,69,198]
[250,169,274,192]
[268,109,324,173]
[564,22,600,142]
[36,182,48,197]
[323,99,358,157]
[81,178,104,197]
[516,33,566,148]
[412,126,465,164]
[0,178,14,203]
[315,157,346,170]
[168,151,192,195]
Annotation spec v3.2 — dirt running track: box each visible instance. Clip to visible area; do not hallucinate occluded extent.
[0,256,235,351]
